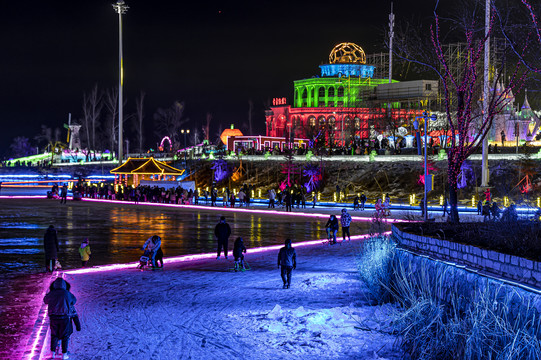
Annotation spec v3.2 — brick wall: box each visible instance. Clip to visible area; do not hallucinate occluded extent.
[392,224,541,289]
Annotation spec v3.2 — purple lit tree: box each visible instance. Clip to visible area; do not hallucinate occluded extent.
[303,164,323,193]
[211,158,229,183]
[394,0,541,222]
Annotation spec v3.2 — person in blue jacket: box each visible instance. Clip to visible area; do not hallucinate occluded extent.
[278,239,297,289]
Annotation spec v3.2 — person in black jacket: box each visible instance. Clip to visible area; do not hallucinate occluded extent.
[277,239,297,289]
[233,237,247,271]
[325,215,339,244]
[214,216,232,259]
[44,278,77,359]
[44,225,59,272]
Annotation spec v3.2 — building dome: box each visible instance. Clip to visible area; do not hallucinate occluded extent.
[220,126,243,145]
[329,42,366,64]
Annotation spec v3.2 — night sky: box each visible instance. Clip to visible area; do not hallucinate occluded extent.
[0,0,439,157]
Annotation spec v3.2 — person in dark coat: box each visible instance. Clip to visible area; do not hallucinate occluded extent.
[43,278,77,359]
[60,184,68,204]
[214,216,232,259]
[278,239,296,289]
[233,237,247,271]
[284,190,292,212]
[325,215,339,244]
[44,225,59,272]
[360,192,367,211]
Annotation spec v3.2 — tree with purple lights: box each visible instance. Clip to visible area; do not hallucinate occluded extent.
[303,164,322,193]
[395,0,541,222]
[211,158,229,183]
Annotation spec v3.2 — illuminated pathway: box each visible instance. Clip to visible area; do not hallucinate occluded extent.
[24,232,390,360]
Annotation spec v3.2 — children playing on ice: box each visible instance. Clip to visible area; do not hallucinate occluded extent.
[43,278,78,359]
[233,237,247,271]
[325,215,339,244]
[277,239,296,289]
[78,238,91,267]
[142,235,162,268]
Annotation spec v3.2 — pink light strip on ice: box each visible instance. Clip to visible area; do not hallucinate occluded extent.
[64,232,391,275]
[0,195,47,199]
[80,198,407,223]
[29,233,391,357]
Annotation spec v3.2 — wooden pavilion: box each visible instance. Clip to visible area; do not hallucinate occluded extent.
[110,157,185,187]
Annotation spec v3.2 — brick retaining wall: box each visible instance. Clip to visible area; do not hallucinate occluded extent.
[392,224,541,290]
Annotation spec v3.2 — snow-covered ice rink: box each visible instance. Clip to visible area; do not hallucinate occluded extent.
[42,241,404,360]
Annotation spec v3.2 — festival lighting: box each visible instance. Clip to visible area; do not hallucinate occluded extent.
[65,232,390,276]
[80,197,407,223]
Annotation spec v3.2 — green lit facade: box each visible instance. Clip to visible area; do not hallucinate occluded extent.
[293,77,394,108]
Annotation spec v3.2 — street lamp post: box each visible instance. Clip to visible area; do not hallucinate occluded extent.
[113,0,128,164]
[181,129,190,174]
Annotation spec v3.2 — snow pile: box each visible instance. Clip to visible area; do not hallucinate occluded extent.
[221,302,399,359]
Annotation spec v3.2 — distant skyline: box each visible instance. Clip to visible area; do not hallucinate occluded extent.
[0,0,441,157]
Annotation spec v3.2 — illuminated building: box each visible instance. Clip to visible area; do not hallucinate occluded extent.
[265,42,433,146]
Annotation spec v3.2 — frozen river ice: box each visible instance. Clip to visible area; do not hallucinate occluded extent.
[0,198,371,274]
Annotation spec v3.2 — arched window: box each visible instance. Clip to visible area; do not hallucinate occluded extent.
[328,87,335,97]
[318,116,326,126]
[354,117,361,130]
[337,86,344,97]
[328,116,336,128]
[308,116,316,127]
[344,116,351,128]
[318,87,325,98]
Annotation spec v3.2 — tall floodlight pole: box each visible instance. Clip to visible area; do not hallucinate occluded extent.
[387,2,395,133]
[481,0,490,187]
[388,2,394,84]
[113,0,128,164]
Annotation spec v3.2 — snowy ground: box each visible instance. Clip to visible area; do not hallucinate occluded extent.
[40,241,406,360]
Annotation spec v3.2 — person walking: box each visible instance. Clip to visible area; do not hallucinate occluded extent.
[78,238,91,267]
[44,278,77,359]
[340,209,352,242]
[268,189,276,208]
[442,197,449,218]
[277,239,296,289]
[60,184,68,204]
[44,225,59,272]
[360,192,367,211]
[211,188,217,207]
[284,190,292,212]
[225,187,230,207]
[353,195,359,211]
[477,199,483,215]
[214,216,231,259]
[312,191,317,208]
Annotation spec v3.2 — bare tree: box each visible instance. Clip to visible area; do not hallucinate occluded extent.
[394,0,541,222]
[203,112,212,141]
[103,87,119,152]
[82,84,103,150]
[10,136,34,158]
[153,101,187,149]
[133,91,146,153]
